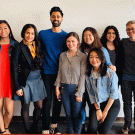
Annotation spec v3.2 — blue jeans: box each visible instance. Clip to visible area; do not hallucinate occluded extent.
[61,84,82,134]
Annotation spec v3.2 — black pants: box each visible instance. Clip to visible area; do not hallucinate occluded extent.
[121,80,135,128]
[42,74,62,130]
[87,99,120,134]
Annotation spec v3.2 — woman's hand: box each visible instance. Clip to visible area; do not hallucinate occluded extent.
[109,65,116,72]
[16,89,23,96]
[101,110,108,123]
[55,86,60,101]
[76,96,82,102]
[96,109,102,121]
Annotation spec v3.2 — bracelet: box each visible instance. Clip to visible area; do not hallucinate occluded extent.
[96,108,101,111]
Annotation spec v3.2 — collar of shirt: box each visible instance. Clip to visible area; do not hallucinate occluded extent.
[90,68,100,79]
[84,50,88,55]
[66,49,81,58]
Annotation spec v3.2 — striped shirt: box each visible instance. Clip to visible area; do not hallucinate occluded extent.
[54,50,87,98]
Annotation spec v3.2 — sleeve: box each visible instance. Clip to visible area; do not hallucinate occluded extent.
[85,77,96,104]
[102,47,112,66]
[39,31,45,51]
[75,54,87,98]
[54,54,62,87]
[11,44,23,91]
[116,40,124,85]
[109,70,119,99]
[38,31,42,40]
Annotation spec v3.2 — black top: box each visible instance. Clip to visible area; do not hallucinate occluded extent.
[11,42,41,91]
[120,38,135,75]
[103,43,122,84]
[107,48,116,65]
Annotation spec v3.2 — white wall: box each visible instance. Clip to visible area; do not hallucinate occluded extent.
[1,0,135,116]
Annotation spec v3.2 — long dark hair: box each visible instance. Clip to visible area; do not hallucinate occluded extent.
[21,24,43,67]
[80,27,103,53]
[86,47,107,77]
[0,20,16,41]
[100,25,120,48]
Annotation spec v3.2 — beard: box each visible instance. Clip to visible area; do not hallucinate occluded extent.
[52,20,61,27]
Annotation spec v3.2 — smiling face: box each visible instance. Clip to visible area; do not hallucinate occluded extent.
[83,30,94,45]
[66,36,78,51]
[0,23,10,39]
[50,11,63,27]
[24,27,35,43]
[106,29,116,42]
[89,51,101,69]
[126,24,135,39]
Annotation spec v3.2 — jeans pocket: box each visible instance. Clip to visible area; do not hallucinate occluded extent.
[60,83,65,92]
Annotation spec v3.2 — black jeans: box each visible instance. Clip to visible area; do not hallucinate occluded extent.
[121,80,135,128]
[87,99,120,134]
[42,74,62,130]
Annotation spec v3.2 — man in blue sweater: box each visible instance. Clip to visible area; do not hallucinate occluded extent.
[39,7,67,134]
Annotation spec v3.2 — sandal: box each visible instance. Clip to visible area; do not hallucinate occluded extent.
[5,128,11,134]
[0,130,6,134]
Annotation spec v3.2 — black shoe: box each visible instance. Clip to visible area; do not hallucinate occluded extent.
[30,124,39,134]
[25,129,32,134]
[81,124,86,134]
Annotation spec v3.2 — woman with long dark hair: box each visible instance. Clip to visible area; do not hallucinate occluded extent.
[0,20,18,134]
[86,47,120,134]
[80,27,115,70]
[80,27,116,133]
[101,26,121,82]
[12,24,47,134]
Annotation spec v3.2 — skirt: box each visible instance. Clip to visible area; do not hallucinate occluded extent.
[14,70,47,104]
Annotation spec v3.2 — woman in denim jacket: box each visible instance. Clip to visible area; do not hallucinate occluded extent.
[85,47,120,134]
[0,20,18,134]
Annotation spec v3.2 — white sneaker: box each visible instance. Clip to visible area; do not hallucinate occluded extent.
[42,130,49,134]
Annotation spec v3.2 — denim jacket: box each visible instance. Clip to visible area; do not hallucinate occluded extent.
[85,68,119,106]
[0,39,18,62]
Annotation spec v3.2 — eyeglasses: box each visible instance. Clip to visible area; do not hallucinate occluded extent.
[126,28,135,32]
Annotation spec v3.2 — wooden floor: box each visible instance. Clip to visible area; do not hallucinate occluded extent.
[9,117,135,134]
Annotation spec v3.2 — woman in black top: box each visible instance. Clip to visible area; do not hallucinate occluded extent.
[12,24,47,134]
[100,25,121,84]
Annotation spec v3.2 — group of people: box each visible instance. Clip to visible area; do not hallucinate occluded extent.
[0,6,135,134]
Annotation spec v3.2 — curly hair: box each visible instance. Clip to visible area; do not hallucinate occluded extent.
[80,27,102,53]
[100,25,120,49]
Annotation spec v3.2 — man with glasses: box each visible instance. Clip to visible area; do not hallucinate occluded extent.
[120,20,135,134]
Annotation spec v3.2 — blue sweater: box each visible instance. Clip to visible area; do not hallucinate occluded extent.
[39,29,68,74]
